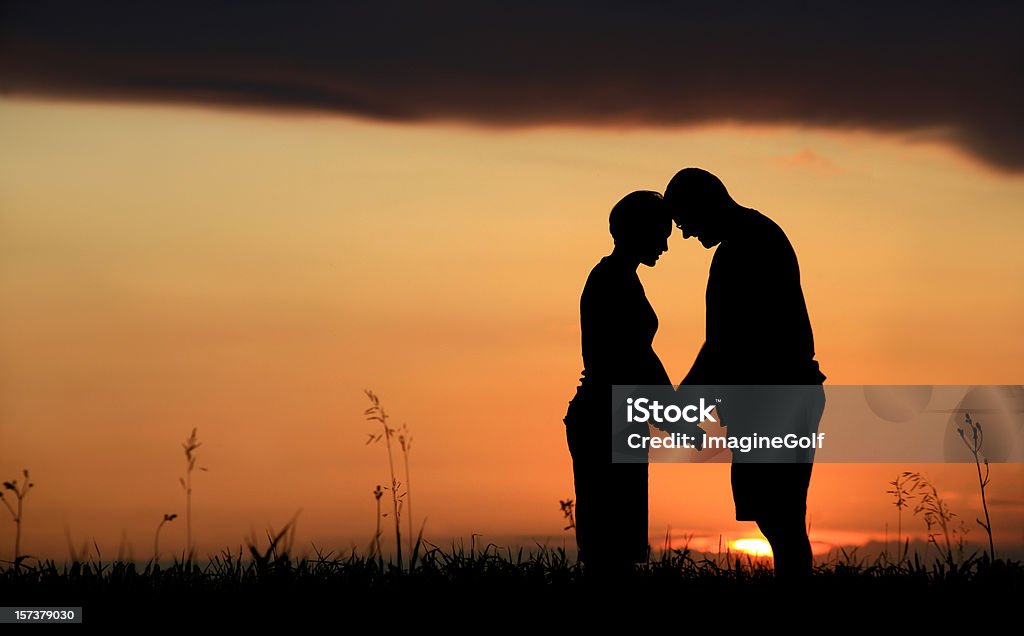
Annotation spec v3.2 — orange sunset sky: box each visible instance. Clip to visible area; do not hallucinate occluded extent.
[1,95,1022,561]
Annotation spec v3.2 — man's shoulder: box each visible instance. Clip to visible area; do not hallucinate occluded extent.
[711,210,800,279]
[742,209,790,244]
[739,210,799,263]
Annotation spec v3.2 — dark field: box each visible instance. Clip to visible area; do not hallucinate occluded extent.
[3,543,1020,628]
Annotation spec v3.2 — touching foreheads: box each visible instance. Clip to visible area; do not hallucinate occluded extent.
[609,190,671,243]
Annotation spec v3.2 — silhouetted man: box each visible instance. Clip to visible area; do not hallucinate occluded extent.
[664,168,826,579]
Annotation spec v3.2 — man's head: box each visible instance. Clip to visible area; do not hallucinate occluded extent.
[609,190,672,267]
[664,168,737,249]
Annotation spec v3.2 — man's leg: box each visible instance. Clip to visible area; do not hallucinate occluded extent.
[757,514,812,580]
[756,462,814,580]
[759,386,822,579]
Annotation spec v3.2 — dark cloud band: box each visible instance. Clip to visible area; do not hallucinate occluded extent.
[2,1,1021,170]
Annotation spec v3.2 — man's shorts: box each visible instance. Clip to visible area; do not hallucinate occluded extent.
[731,462,813,522]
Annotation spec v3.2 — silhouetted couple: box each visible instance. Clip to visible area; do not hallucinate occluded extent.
[563,168,826,580]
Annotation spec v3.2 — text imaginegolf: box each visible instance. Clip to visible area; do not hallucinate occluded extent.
[625,432,826,453]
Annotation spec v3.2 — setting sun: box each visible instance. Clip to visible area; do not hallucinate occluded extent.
[731,539,773,557]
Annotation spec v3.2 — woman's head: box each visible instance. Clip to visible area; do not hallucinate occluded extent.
[609,190,672,267]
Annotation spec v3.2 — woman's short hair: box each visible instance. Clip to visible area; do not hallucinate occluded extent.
[609,190,669,243]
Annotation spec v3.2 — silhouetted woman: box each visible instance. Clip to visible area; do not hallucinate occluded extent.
[563,191,673,575]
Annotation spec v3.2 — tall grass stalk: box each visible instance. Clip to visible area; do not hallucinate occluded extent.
[364,390,403,569]
[0,469,34,570]
[154,513,177,564]
[887,472,915,565]
[906,472,960,569]
[398,423,414,558]
[371,485,384,563]
[959,412,995,561]
[180,428,206,560]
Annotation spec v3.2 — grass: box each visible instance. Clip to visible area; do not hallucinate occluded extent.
[0,470,34,571]
[153,514,177,564]
[1,540,1019,626]
[364,390,419,570]
[179,428,206,560]
[364,390,405,569]
[960,412,996,561]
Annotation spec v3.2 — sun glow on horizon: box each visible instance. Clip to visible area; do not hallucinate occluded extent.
[731,538,773,557]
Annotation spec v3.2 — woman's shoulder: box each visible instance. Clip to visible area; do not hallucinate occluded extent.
[584,265,633,307]
[581,261,643,315]
[585,257,639,288]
